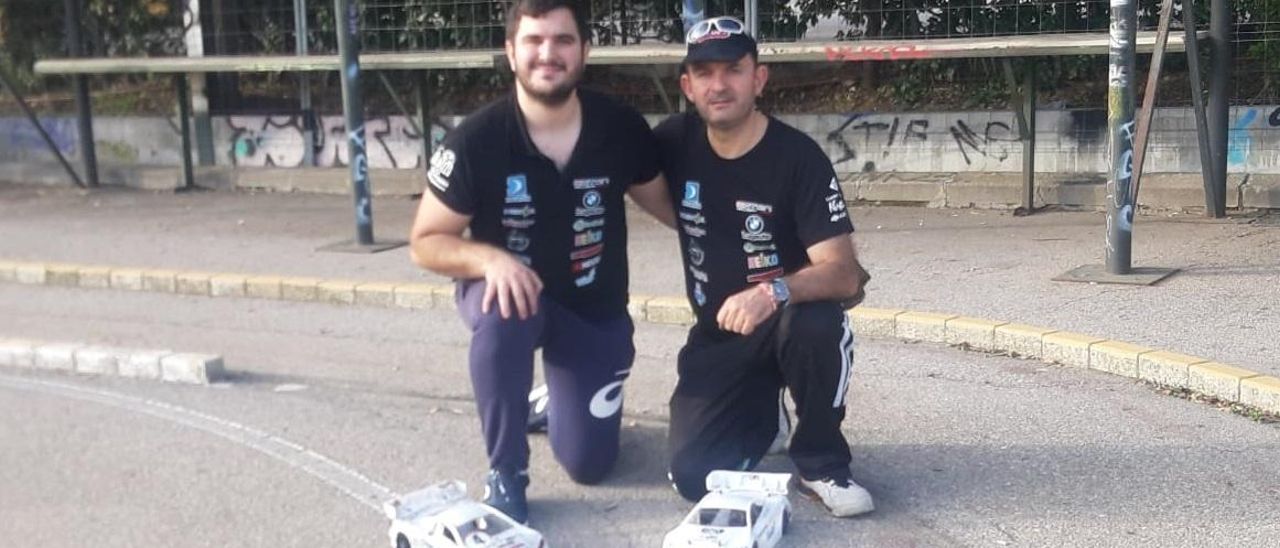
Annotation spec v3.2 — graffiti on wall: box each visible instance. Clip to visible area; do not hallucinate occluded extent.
[223,115,450,169]
[824,113,1017,171]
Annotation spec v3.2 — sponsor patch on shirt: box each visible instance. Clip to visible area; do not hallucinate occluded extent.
[505,174,531,204]
[573,177,609,190]
[683,224,708,238]
[503,205,536,218]
[574,229,603,247]
[506,230,530,252]
[681,181,702,210]
[679,211,706,225]
[746,267,784,283]
[574,268,597,287]
[427,147,456,191]
[573,255,602,272]
[573,218,605,232]
[689,266,709,283]
[570,243,604,260]
[735,200,773,214]
[746,253,779,270]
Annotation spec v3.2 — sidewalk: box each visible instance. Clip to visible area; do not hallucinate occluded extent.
[0,183,1276,380]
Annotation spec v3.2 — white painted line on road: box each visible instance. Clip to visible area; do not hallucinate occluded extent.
[0,373,395,513]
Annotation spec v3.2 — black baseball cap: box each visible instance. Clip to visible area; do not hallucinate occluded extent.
[683,17,758,65]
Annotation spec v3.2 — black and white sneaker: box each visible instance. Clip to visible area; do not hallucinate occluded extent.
[797,474,875,517]
[527,384,550,433]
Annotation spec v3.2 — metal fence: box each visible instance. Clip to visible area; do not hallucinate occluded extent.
[4,0,1280,112]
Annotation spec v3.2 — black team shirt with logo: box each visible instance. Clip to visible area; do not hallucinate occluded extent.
[426,90,660,320]
[654,112,854,331]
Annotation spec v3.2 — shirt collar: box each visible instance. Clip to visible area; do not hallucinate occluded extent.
[507,89,601,159]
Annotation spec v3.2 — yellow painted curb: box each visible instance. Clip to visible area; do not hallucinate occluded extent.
[1138,351,1206,387]
[354,282,398,307]
[1089,341,1154,379]
[245,276,284,299]
[994,323,1056,359]
[944,317,1009,351]
[0,260,19,283]
[109,268,146,291]
[316,280,359,305]
[14,262,47,284]
[1241,376,1280,415]
[280,277,322,302]
[175,271,213,296]
[646,296,694,326]
[896,312,959,343]
[141,269,180,293]
[1189,362,1260,402]
[210,274,248,297]
[77,266,112,289]
[429,284,456,309]
[1042,331,1106,368]
[393,284,435,310]
[627,294,654,322]
[848,307,903,338]
[45,263,81,286]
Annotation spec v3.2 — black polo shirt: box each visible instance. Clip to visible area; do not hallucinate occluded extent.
[654,112,854,330]
[426,89,660,320]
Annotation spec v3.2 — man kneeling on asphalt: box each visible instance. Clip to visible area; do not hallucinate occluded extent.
[408,0,674,524]
[653,16,875,517]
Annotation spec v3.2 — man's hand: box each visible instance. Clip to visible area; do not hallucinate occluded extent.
[716,283,777,335]
[481,251,544,320]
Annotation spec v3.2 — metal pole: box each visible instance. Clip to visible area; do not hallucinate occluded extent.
[415,71,433,173]
[295,0,316,166]
[1129,0,1177,205]
[335,0,374,246]
[1105,0,1137,274]
[63,0,98,187]
[0,67,86,188]
[1022,61,1036,212]
[1184,0,1216,215]
[1207,0,1230,218]
[175,75,196,190]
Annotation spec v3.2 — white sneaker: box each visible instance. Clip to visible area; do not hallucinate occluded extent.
[766,390,791,456]
[797,476,875,517]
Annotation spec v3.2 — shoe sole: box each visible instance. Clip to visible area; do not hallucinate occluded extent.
[796,482,875,518]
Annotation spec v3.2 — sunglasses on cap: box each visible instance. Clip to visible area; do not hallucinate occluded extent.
[686,16,746,44]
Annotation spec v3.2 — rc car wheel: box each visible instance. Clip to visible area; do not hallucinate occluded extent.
[782,509,791,534]
[395,534,411,548]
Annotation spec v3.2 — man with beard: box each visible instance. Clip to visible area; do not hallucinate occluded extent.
[653,18,875,517]
[408,0,674,524]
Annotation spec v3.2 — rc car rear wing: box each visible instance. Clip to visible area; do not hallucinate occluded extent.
[705,471,792,497]
[383,480,469,521]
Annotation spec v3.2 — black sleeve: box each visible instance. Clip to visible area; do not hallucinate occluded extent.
[652,114,686,197]
[622,108,661,186]
[792,139,854,247]
[425,129,477,215]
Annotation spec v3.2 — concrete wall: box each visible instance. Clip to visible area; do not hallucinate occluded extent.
[5,106,1279,174]
[4,107,1280,210]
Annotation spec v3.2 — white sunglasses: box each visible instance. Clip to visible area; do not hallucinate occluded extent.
[686,16,746,44]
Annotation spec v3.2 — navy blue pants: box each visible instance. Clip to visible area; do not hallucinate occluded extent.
[668,301,857,500]
[456,279,635,484]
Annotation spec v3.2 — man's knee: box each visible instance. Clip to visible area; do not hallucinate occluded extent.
[668,460,710,502]
[558,446,617,486]
[780,301,845,346]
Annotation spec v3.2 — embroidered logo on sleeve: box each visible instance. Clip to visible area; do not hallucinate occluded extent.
[427,148,456,191]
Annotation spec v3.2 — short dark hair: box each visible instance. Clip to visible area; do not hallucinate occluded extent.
[505,0,591,43]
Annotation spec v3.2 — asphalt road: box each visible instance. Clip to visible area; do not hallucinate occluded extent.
[3,284,1279,547]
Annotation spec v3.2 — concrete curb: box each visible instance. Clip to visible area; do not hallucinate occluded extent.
[0,336,224,384]
[2,258,1277,415]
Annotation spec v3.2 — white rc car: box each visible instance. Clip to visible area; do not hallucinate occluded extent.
[383,480,547,548]
[663,471,793,548]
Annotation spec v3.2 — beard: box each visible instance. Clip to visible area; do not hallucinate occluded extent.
[696,95,754,131]
[515,61,583,107]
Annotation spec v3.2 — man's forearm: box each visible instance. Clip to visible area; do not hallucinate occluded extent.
[782,261,861,305]
[410,234,504,280]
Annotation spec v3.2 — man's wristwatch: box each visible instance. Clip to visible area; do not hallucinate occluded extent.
[766,277,790,307]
